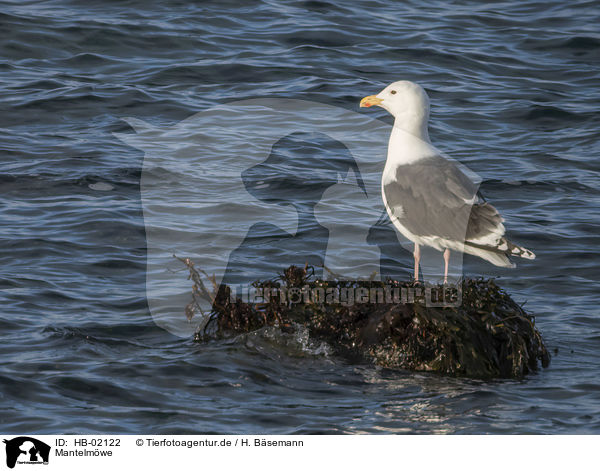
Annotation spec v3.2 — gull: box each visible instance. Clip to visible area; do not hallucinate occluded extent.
[360,81,535,282]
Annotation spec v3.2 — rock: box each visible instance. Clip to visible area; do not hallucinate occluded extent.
[179,258,550,379]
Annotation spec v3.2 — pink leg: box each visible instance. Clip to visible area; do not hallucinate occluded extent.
[413,243,420,282]
[443,248,450,284]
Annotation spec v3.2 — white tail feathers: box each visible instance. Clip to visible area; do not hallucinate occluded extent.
[505,239,536,260]
[464,238,535,267]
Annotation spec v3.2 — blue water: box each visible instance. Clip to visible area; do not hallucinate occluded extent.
[1,0,599,433]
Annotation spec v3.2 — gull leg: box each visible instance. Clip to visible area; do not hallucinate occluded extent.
[413,243,421,282]
[443,248,450,284]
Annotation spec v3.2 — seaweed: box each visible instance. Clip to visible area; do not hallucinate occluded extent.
[177,256,550,379]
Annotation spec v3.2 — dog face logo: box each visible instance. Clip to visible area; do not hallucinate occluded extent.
[3,437,50,468]
[114,98,391,337]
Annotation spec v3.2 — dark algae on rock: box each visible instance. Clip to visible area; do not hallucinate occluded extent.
[177,257,550,379]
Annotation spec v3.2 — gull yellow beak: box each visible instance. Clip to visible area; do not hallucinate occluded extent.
[360,95,383,108]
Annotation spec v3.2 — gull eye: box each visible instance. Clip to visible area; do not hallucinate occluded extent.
[390,90,397,95]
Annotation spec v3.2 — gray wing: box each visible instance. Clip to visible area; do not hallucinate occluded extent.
[384,155,503,243]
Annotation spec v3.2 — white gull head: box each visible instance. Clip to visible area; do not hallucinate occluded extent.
[361,80,434,165]
[360,80,430,142]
